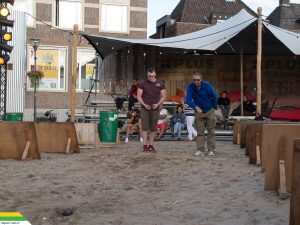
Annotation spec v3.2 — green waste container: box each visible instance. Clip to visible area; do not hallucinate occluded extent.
[6,113,23,121]
[99,111,118,143]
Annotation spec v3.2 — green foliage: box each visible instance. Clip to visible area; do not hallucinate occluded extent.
[27,70,44,86]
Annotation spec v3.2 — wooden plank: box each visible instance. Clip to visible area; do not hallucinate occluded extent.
[262,124,300,192]
[279,137,287,161]
[246,125,257,164]
[240,123,247,150]
[116,128,121,144]
[35,122,79,153]
[290,139,300,225]
[66,138,71,154]
[0,122,40,160]
[21,141,30,160]
[233,121,240,144]
[278,137,289,199]
[95,124,101,148]
[279,160,289,199]
[256,132,261,166]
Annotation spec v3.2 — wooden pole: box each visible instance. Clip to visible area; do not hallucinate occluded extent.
[70,24,78,122]
[240,41,244,116]
[256,8,262,116]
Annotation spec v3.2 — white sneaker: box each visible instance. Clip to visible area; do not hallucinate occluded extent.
[124,138,129,143]
[194,150,204,156]
[208,150,214,157]
[140,137,143,142]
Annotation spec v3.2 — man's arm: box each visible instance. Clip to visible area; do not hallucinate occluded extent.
[185,84,197,110]
[152,89,166,110]
[209,85,219,109]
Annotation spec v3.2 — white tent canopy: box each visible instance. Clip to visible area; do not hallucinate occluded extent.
[83,9,300,59]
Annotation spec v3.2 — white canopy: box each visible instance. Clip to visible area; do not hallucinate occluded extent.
[83,9,300,58]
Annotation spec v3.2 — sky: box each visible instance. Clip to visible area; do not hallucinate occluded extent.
[147,0,300,37]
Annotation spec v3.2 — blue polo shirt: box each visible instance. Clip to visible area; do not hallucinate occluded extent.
[185,81,218,113]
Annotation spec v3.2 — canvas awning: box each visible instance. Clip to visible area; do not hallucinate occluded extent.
[83,9,300,59]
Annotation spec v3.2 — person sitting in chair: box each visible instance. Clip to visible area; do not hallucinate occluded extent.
[172,105,186,140]
[128,79,139,111]
[114,78,127,111]
[124,108,143,143]
[243,96,256,115]
[218,91,231,119]
[156,104,169,140]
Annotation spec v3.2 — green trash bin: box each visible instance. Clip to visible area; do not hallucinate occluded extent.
[99,111,118,143]
[6,113,23,121]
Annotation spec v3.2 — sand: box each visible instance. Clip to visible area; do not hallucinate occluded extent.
[0,141,289,225]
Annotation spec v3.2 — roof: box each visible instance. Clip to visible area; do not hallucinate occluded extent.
[170,0,257,24]
[267,4,300,31]
[83,10,300,59]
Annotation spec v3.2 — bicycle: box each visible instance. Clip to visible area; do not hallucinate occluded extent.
[45,110,57,122]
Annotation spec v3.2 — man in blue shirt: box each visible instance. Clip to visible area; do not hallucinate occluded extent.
[185,73,218,157]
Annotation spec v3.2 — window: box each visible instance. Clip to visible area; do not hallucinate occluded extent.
[101,4,128,33]
[54,0,82,29]
[12,0,34,27]
[76,48,99,91]
[28,46,67,91]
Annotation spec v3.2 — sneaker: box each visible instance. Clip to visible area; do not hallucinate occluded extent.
[208,150,214,157]
[148,145,156,152]
[140,137,143,142]
[143,145,149,152]
[124,138,129,143]
[194,150,204,157]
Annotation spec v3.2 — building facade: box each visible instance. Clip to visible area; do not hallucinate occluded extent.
[13,0,147,121]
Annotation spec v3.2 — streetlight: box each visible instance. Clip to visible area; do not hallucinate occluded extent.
[30,38,40,122]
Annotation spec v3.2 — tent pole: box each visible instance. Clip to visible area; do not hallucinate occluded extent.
[256,7,263,116]
[70,24,78,123]
[240,41,244,116]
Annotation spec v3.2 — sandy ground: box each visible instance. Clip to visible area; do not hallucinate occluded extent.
[0,140,289,225]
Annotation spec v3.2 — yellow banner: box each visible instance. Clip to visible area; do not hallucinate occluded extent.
[0,212,23,217]
[36,49,59,79]
[86,63,95,78]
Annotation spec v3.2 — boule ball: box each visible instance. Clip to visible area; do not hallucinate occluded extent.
[62,208,74,216]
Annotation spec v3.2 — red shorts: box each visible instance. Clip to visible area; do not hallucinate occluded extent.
[156,122,168,130]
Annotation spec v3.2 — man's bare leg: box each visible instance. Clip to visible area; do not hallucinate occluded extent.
[149,131,156,146]
[126,125,131,138]
[142,131,148,146]
[157,129,165,139]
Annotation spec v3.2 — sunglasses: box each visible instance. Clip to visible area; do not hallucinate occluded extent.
[193,79,201,81]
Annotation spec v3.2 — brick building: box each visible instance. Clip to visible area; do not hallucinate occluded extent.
[13,0,147,121]
[267,0,300,34]
[150,0,256,38]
